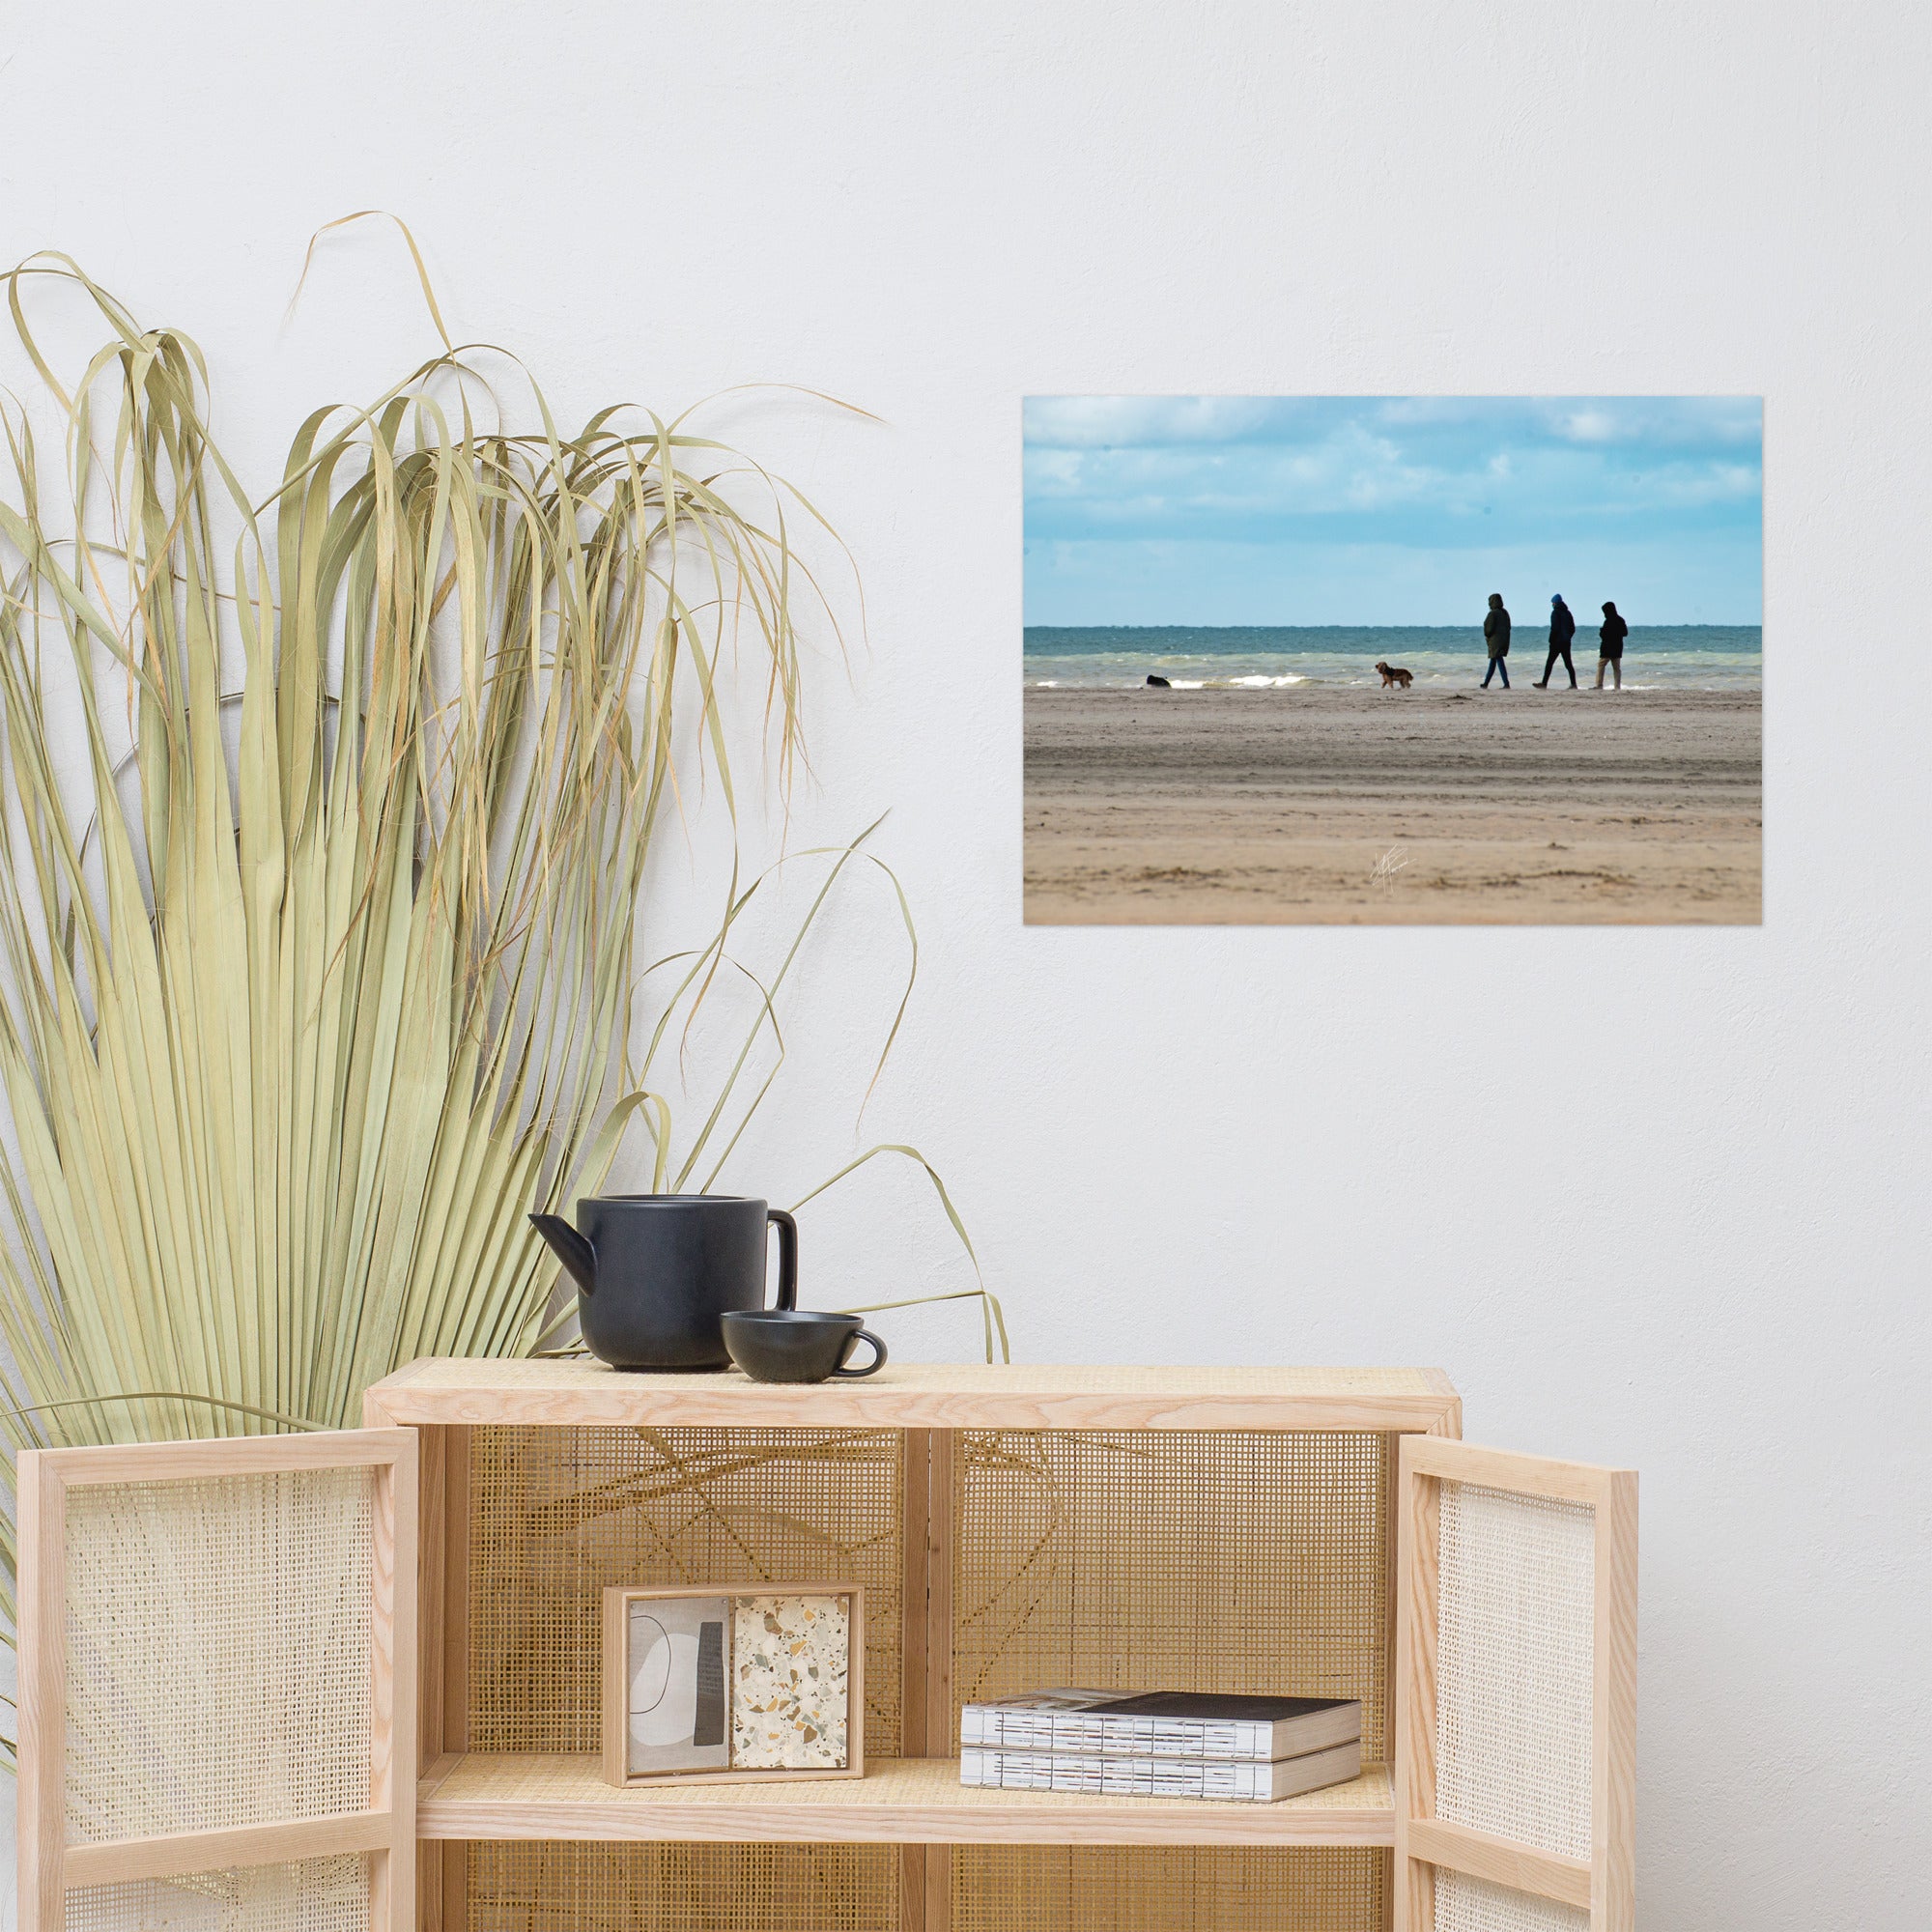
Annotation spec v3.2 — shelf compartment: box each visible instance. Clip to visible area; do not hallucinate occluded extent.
[951,1428,1394,1761]
[416,1753,1394,1848]
[464,1424,907,1758]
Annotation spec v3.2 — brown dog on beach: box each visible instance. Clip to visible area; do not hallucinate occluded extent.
[1375,661,1413,689]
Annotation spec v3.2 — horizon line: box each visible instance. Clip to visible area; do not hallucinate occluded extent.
[1022,619,1764,631]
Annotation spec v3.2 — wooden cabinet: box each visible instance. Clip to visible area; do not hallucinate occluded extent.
[17,1363,1634,1932]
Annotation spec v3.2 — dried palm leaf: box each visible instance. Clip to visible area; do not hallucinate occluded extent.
[0,236,1001,1766]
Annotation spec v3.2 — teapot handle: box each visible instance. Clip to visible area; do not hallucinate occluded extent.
[767,1208,798,1311]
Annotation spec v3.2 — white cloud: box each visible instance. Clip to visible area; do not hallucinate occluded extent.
[1558,409,1621,442]
[1023,395,1300,448]
[1023,398,1763,554]
[1638,461,1764,507]
[1539,397,1763,446]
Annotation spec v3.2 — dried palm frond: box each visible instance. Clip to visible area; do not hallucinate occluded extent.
[0,237,1001,1765]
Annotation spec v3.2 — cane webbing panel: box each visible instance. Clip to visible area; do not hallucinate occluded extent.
[466,1841,896,1932]
[1434,1870,1590,1932]
[953,1431,1392,1759]
[468,1426,902,1756]
[953,1847,1387,1931]
[64,1856,370,1932]
[1435,1481,1595,1861]
[63,1470,375,1841]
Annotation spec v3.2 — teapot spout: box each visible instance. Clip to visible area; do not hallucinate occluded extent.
[529,1212,598,1296]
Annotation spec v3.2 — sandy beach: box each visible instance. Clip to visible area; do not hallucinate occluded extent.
[1023,685,1762,924]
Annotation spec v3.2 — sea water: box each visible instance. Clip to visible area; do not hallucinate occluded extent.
[1023,625,1763,692]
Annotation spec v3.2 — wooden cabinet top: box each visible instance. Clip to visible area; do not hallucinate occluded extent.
[364,1358,1461,1433]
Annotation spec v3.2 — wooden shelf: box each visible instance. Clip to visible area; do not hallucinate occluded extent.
[366,1357,1461,1434]
[415,1753,1395,1848]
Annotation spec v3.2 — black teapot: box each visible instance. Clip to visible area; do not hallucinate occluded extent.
[529,1194,798,1371]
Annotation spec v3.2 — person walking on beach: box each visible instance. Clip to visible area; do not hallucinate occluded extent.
[1481,592,1511,688]
[1534,594,1577,688]
[1596,600,1629,690]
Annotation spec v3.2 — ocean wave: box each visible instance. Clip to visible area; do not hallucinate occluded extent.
[1024,626,1761,692]
[1159,676,1314,692]
[1026,673,1309,691]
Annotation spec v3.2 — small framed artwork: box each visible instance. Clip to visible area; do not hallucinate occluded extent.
[601,1583,866,1787]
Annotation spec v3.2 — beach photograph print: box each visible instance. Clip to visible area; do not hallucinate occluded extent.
[1023,397,1762,924]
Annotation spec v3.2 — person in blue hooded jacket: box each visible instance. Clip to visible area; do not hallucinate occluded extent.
[1534,594,1577,689]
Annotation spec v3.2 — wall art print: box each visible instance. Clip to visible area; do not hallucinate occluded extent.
[1023,396,1762,924]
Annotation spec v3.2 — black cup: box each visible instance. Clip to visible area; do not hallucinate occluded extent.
[721,1310,888,1384]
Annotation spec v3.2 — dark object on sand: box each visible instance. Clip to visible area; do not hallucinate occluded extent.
[1375,661,1413,690]
[1146,674,1172,688]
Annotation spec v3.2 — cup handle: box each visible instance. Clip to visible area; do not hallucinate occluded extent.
[832,1328,888,1378]
[767,1208,798,1311]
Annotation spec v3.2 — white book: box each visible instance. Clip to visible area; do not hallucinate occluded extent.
[959,1689,1361,1762]
[958,1737,1363,1804]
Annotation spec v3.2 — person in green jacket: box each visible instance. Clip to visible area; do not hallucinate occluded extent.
[1480,593,1511,689]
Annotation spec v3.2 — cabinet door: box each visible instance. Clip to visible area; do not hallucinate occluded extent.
[17,1429,417,1932]
[1395,1437,1636,1932]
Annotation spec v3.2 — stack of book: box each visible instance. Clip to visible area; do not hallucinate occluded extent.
[958,1688,1362,1804]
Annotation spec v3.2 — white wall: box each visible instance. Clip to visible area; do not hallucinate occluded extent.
[5,2,1928,1925]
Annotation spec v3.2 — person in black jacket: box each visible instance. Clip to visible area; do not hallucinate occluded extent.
[1480,593,1511,689]
[1534,594,1577,689]
[1596,601,1630,690]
